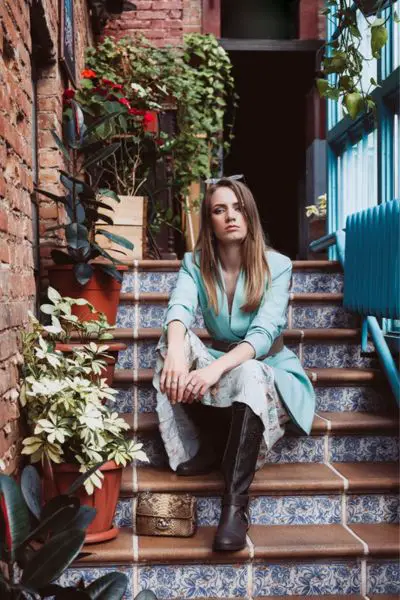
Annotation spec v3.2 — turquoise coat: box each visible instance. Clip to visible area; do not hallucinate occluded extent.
[164,250,315,434]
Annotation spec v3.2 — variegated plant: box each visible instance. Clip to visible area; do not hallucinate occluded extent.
[19,299,148,495]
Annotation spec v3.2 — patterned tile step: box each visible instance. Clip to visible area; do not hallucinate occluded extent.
[127,339,376,370]
[134,431,399,467]
[113,383,391,415]
[114,492,399,529]
[120,260,344,294]
[75,524,400,565]
[120,462,400,496]
[113,367,382,388]
[116,298,359,330]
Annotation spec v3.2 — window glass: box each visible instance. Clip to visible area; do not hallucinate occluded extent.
[394,1,400,70]
[394,112,399,199]
[337,129,378,228]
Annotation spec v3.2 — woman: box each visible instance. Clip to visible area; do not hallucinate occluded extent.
[153,178,315,552]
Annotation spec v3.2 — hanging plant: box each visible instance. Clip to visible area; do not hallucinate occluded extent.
[317,0,398,120]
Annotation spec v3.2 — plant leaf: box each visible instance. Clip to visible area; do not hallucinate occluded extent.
[51,130,71,163]
[73,263,93,286]
[83,111,124,140]
[66,506,97,531]
[20,466,42,520]
[66,461,106,495]
[86,573,128,600]
[98,189,120,203]
[51,250,75,265]
[35,188,67,204]
[98,264,123,283]
[66,224,90,250]
[96,229,134,250]
[20,529,85,589]
[82,143,121,171]
[0,474,31,562]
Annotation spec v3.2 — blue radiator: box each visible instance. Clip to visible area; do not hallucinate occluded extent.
[344,199,400,320]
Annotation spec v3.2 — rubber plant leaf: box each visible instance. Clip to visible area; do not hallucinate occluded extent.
[20,529,85,590]
[51,250,75,265]
[98,263,123,283]
[20,466,42,520]
[0,474,30,562]
[96,229,134,250]
[51,130,71,163]
[73,263,93,286]
[82,142,121,171]
[86,572,128,600]
[66,461,107,495]
[65,223,90,250]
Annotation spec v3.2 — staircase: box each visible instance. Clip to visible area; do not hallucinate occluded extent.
[62,260,399,599]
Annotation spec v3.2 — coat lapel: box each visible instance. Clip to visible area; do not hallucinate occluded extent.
[230,269,250,338]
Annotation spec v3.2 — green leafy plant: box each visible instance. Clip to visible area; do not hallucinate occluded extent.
[317,0,397,119]
[306,193,327,219]
[40,286,114,343]
[36,98,134,286]
[0,465,130,599]
[81,33,238,200]
[20,295,148,495]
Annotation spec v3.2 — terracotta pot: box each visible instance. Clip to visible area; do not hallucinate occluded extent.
[43,460,123,544]
[47,264,127,325]
[55,342,127,387]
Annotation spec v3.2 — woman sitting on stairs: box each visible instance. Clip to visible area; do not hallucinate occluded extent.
[153,178,315,552]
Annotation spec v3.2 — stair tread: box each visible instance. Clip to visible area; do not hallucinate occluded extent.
[110,327,361,341]
[120,291,345,304]
[124,410,399,436]
[120,462,399,496]
[76,524,399,564]
[114,367,382,385]
[127,259,342,271]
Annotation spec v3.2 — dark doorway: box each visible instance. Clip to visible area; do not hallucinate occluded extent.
[224,50,316,258]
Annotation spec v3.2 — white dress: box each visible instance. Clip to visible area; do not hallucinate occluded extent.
[152,329,290,471]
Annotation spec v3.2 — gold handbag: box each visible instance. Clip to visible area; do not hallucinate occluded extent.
[134,492,197,537]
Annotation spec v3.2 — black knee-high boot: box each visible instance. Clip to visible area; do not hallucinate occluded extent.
[213,402,264,551]
[176,403,232,476]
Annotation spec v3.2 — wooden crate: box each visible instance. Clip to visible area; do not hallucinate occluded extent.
[96,195,147,260]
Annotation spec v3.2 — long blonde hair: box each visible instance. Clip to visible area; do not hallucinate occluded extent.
[194,179,270,313]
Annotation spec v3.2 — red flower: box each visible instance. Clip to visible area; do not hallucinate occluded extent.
[118,97,131,108]
[81,69,97,79]
[93,87,107,96]
[143,111,158,133]
[112,83,124,91]
[128,107,144,115]
[102,78,115,86]
[63,88,75,101]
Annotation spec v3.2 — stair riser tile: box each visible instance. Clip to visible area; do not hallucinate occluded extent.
[315,386,385,413]
[291,305,359,328]
[291,272,344,293]
[114,495,342,529]
[130,341,375,370]
[347,495,400,524]
[113,384,388,414]
[367,560,400,595]
[138,564,248,598]
[117,303,358,330]
[134,271,344,294]
[329,436,399,462]
[135,432,325,467]
[253,561,360,596]
[60,567,133,599]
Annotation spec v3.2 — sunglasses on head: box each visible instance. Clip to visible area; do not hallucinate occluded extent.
[204,174,245,185]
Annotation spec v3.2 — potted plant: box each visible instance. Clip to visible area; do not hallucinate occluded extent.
[0,466,131,598]
[305,193,327,258]
[41,286,125,386]
[37,94,134,324]
[19,312,148,543]
[76,68,161,259]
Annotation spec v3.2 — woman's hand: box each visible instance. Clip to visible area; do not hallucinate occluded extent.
[160,350,189,404]
[181,363,223,404]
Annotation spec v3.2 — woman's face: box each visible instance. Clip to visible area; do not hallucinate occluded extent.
[210,186,248,245]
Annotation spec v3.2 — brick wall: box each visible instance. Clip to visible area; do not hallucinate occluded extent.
[0,0,92,475]
[104,0,202,46]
